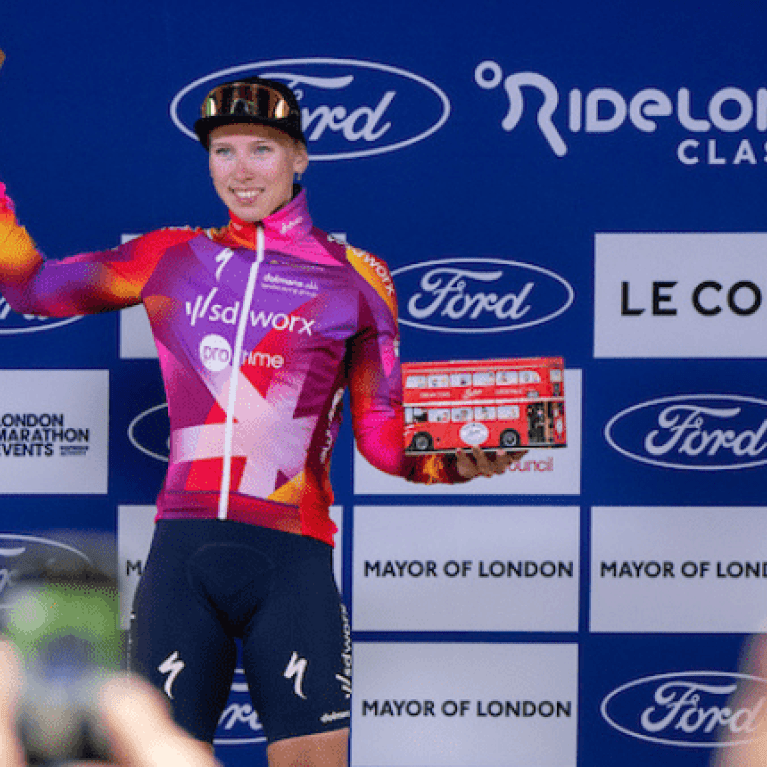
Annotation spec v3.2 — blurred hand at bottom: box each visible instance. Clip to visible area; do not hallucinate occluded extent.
[712,634,767,767]
[0,639,220,767]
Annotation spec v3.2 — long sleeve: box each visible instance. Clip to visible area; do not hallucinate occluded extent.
[0,191,196,316]
[347,282,469,486]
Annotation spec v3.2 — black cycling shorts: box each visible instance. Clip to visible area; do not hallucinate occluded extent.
[128,519,352,744]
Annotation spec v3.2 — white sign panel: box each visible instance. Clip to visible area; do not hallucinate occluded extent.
[351,642,578,767]
[117,505,158,630]
[353,506,579,632]
[591,506,767,632]
[595,233,767,358]
[0,370,109,493]
[354,370,581,495]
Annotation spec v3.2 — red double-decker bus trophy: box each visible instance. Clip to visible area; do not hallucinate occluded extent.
[402,357,566,454]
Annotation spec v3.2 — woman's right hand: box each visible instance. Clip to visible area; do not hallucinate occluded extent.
[0,182,16,215]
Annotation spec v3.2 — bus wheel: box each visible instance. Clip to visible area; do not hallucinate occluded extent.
[499,429,520,448]
[412,432,433,452]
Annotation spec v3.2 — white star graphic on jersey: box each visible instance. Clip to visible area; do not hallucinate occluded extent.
[171,366,316,496]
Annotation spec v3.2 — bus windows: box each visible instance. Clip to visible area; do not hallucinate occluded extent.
[473,371,494,386]
[405,407,428,424]
[475,406,496,421]
[451,407,473,423]
[428,374,449,388]
[549,368,563,396]
[498,405,521,420]
[406,375,427,389]
[450,373,472,387]
[520,370,541,384]
[497,371,518,385]
[428,408,450,424]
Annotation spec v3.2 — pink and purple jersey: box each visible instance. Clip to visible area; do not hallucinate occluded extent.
[0,188,465,544]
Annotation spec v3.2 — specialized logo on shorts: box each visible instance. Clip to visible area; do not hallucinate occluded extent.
[158,651,185,700]
[284,652,308,699]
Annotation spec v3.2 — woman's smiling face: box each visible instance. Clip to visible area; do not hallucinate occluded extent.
[208,123,308,222]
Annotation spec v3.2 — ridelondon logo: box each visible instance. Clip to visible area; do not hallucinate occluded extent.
[171,58,450,161]
[475,59,767,166]
[0,297,82,335]
[601,671,767,748]
[392,257,573,334]
[605,394,767,470]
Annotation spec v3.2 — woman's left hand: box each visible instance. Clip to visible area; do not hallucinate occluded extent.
[455,446,527,479]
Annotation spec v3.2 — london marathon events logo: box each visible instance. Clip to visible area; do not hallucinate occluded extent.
[171,58,450,161]
[605,394,767,470]
[601,671,767,748]
[393,257,573,334]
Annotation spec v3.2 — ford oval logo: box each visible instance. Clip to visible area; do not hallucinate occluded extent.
[0,534,91,607]
[214,668,266,746]
[128,403,169,463]
[393,257,574,334]
[605,394,767,471]
[0,299,83,336]
[170,57,450,161]
[601,671,767,748]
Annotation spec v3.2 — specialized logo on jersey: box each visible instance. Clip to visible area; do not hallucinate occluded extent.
[215,248,235,281]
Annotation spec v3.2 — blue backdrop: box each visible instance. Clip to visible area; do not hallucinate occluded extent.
[1,1,766,765]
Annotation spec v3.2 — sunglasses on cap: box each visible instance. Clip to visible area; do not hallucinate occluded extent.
[194,79,306,149]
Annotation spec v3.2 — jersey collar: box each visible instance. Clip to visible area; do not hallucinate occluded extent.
[224,187,313,249]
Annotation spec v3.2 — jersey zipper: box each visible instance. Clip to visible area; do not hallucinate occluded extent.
[217,224,265,520]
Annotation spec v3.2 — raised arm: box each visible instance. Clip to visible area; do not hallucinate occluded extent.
[0,184,172,316]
